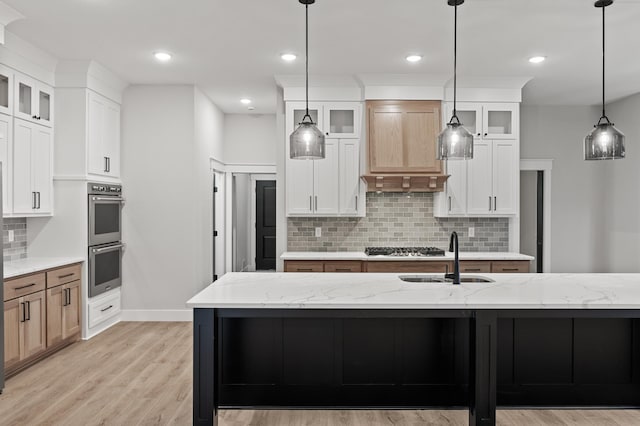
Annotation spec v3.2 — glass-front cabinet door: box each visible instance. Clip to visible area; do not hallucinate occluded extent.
[36,83,54,126]
[0,65,13,116]
[445,102,482,139]
[288,102,324,134]
[483,103,518,139]
[324,102,360,138]
[15,72,36,122]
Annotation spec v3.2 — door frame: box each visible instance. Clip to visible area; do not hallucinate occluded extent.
[250,174,277,271]
[520,159,553,272]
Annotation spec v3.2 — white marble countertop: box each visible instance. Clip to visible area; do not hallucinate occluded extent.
[187,272,640,310]
[4,257,85,279]
[281,251,534,262]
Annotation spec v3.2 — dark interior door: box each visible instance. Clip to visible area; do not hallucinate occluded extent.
[256,180,276,270]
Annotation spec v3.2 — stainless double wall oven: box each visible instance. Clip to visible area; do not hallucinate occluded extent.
[88,183,124,297]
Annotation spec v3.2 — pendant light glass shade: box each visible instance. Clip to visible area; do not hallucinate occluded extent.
[437,121,474,160]
[438,0,473,160]
[584,0,625,161]
[290,0,325,160]
[290,120,325,159]
[584,121,625,160]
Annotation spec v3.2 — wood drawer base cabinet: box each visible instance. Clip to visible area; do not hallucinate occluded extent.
[4,263,82,377]
[284,260,529,274]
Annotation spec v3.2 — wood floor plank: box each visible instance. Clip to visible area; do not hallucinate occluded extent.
[2,321,640,426]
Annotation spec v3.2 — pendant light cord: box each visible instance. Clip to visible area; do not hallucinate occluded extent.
[598,3,612,125]
[449,1,461,126]
[302,3,313,124]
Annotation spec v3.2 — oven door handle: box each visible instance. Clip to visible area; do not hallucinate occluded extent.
[92,244,125,254]
[91,196,125,203]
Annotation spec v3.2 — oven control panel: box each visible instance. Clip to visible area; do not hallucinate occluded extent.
[88,183,122,195]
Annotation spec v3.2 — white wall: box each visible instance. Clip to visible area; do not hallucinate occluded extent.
[521,105,608,272]
[121,85,224,317]
[599,93,640,272]
[223,114,277,165]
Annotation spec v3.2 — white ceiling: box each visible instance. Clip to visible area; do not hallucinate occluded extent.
[3,0,640,113]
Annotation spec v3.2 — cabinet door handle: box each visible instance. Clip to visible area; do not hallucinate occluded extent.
[37,192,41,209]
[448,196,452,212]
[32,192,36,209]
[107,157,111,173]
[315,196,318,211]
[477,133,481,137]
[494,196,497,211]
[20,302,26,322]
[15,282,36,290]
[104,157,109,172]
[309,196,312,212]
[484,132,488,136]
[489,196,492,211]
[101,305,114,313]
[26,301,31,321]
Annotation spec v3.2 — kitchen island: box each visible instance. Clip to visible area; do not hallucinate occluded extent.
[187,272,640,425]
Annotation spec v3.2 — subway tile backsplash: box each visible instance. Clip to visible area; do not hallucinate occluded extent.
[288,193,509,252]
[4,218,27,262]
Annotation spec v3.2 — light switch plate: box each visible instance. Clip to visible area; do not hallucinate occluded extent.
[315,227,322,237]
[468,227,475,238]
[8,230,14,242]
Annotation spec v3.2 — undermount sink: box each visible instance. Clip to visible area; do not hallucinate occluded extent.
[399,275,494,283]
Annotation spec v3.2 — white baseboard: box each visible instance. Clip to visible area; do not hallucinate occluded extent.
[120,309,193,322]
[83,315,121,340]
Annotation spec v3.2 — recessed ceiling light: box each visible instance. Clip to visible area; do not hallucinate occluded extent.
[154,51,172,62]
[281,53,297,62]
[528,56,546,64]
[406,55,423,63]
[240,98,252,105]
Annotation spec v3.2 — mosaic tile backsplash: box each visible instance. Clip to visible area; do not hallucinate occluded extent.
[4,218,27,262]
[288,193,509,252]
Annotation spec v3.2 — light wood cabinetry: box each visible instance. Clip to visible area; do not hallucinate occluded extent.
[284,260,363,273]
[3,263,82,377]
[284,259,529,273]
[365,261,450,273]
[285,101,364,217]
[367,100,442,174]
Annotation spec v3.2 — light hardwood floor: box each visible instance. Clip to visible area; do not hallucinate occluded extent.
[2,322,640,425]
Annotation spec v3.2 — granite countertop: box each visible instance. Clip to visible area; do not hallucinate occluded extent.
[281,251,534,262]
[4,257,85,279]
[187,272,640,310]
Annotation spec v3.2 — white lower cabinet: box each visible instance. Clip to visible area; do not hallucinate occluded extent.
[0,113,12,214]
[436,139,518,217]
[13,119,52,215]
[286,138,362,217]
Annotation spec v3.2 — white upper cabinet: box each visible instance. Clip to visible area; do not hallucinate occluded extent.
[436,101,519,217]
[285,101,364,217]
[0,65,14,116]
[324,103,360,139]
[14,71,53,127]
[13,119,53,216]
[0,114,12,214]
[445,102,518,140]
[88,91,121,178]
[339,139,361,215]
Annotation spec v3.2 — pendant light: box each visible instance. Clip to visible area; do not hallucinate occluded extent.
[290,0,325,160]
[437,0,473,160]
[584,0,625,160]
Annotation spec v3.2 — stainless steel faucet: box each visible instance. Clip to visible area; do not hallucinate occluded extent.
[445,231,460,285]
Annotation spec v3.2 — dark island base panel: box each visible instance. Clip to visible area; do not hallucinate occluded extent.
[193,309,640,425]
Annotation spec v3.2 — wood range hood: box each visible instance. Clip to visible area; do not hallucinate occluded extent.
[362,100,449,193]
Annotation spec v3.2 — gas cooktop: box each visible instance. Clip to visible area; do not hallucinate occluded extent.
[364,247,446,257]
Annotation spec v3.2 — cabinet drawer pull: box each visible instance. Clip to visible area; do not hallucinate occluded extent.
[502,268,519,272]
[465,268,481,272]
[335,268,352,272]
[58,273,75,280]
[297,268,313,272]
[15,282,37,290]
[101,305,114,312]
